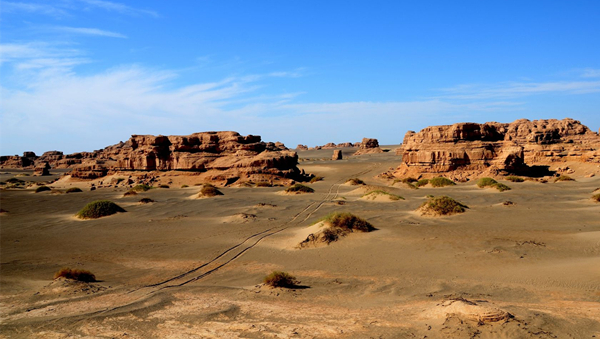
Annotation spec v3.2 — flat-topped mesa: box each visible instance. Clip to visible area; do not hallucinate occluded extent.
[69,131,303,185]
[392,118,600,180]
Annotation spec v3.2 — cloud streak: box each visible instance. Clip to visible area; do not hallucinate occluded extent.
[79,0,158,17]
[52,26,127,38]
[437,80,600,100]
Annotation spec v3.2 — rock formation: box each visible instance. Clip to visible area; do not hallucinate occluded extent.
[33,162,51,176]
[296,144,309,151]
[353,138,384,155]
[391,118,600,180]
[332,150,342,160]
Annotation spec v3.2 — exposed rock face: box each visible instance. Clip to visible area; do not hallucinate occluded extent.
[33,162,51,176]
[354,138,384,155]
[392,118,600,179]
[296,144,309,151]
[332,150,342,160]
[67,131,303,185]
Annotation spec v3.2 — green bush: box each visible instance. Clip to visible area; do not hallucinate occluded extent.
[505,176,524,182]
[286,184,314,193]
[477,177,511,192]
[132,184,152,192]
[54,268,96,282]
[362,190,404,201]
[35,185,51,193]
[346,178,365,185]
[554,175,575,182]
[429,177,456,187]
[324,212,375,232]
[592,194,600,202]
[310,176,323,183]
[200,185,223,197]
[76,200,126,219]
[420,196,468,216]
[264,271,299,288]
[66,187,83,193]
[494,183,511,192]
[415,179,429,187]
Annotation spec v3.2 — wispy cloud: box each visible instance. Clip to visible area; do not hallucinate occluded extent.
[52,26,127,38]
[581,68,600,78]
[0,1,69,17]
[437,80,600,100]
[79,0,158,17]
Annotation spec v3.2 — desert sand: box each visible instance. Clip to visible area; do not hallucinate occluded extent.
[1,147,599,338]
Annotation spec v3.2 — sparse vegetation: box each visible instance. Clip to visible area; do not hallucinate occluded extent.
[66,187,83,193]
[35,185,51,193]
[256,182,272,187]
[324,212,375,232]
[263,271,299,288]
[54,268,96,282]
[158,184,170,188]
[200,184,223,197]
[505,176,525,182]
[429,177,456,187]
[76,200,126,219]
[181,184,189,188]
[419,196,468,216]
[477,177,511,192]
[362,190,404,201]
[139,198,154,204]
[310,176,323,183]
[286,183,314,193]
[554,175,575,182]
[592,194,600,202]
[132,184,152,192]
[123,190,137,196]
[415,179,429,187]
[346,178,365,185]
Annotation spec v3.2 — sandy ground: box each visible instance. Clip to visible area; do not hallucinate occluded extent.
[1,148,599,338]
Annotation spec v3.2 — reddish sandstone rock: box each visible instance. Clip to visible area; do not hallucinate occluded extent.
[332,150,342,160]
[296,144,309,151]
[390,118,600,180]
[33,162,51,176]
[354,138,384,155]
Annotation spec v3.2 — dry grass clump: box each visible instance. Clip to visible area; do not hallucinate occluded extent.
[346,178,365,185]
[592,194,600,202]
[415,179,429,187]
[362,190,404,201]
[132,184,152,192]
[310,176,324,183]
[477,177,511,192]
[286,183,314,193]
[505,176,525,182]
[200,184,223,197]
[54,268,96,282]
[35,185,51,193]
[139,198,154,204]
[325,212,375,232]
[419,196,468,216]
[263,271,299,288]
[123,190,137,196]
[554,175,575,182]
[66,187,83,193]
[76,200,126,219]
[429,177,456,187]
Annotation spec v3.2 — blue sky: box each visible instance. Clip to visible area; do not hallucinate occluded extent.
[1,1,599,154]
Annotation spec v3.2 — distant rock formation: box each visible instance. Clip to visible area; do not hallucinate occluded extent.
[296,144,309,151]
[353,138,384,155]
[332,150,342,160]
[390,118,600,180]
[33,162,50,176]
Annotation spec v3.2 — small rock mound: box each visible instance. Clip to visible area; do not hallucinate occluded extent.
[353,138,384,155]
[435,298,512,323]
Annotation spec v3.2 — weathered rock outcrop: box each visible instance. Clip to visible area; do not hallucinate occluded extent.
[332,150,343,160]
[391,118,600,179]
[353,138,384,155]
[33,162,51,176]
[66,131,303,185]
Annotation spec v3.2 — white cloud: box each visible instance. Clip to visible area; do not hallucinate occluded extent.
[581,68,600,78]
[78,0,158,17]
[52,26,127,38]
[438,80,600,100]
[1,1,69,17]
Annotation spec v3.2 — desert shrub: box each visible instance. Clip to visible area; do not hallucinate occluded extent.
[132,184,152,192]
[181,184,189,188]
[200,185,223,197]
[158,184,170,189]
[123,190,137,196]
[76,200,126,219]
[415,179,429,187]
[477,177,511,192]
[362,190,404,201]
[503,200,515,206]
[264,271,299,288]
[505,176,525,182]
[35,185,51,193]
[66,187,83,193]
[554,175,575,182]
[429,177,456,187]
[54,268,96,282]
[420,196,468,216]
[347,178,364,185]
[256,182,272,187]
[400,177,418,183]
[286,184,314,193]
[310,176,323,183]
[494,183,511,192]
[139,198,154,204]
[592,194,600,202]
[324,212,375,232]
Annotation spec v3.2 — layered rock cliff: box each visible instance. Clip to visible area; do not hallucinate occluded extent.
[392,118,600,179]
